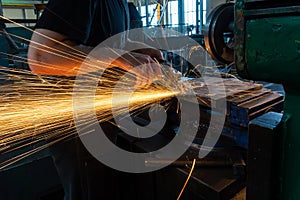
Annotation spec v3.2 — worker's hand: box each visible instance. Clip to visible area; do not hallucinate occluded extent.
[124,39,164,61]
[132,48,164,62]
[111,51,163,88]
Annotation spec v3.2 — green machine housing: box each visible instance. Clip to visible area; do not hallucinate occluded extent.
[235,0,300,199]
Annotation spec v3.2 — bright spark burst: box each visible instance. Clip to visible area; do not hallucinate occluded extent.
[0,14,192,169]
[0,64,184,169]
[0,14,246,170]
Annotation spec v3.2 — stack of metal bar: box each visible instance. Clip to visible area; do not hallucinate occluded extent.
[183,77,284,148]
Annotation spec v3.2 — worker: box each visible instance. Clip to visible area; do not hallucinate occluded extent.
[27,0,163,199]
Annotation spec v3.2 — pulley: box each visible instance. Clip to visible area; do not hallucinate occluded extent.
[203,3,234,64]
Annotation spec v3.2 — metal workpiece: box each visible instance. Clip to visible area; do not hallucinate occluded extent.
[167,77,283,150]
[186,78,283,128]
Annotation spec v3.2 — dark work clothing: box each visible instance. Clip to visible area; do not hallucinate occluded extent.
[49,125,120,200]
[36,0,130,199]
[128,2,143,29]
[36,0,129,46]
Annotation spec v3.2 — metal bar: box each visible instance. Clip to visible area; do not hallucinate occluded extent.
[196,0,199,34]
[145,0,150,26]
[158,0,169,25]
[149,4,158,25]
[137,0,142,16]
[145,158,233,167]
[0,0,3,17]
[1,4,35,9]
[178,0,185,33]
[244,6,300,17]
[0,19,37,24]
[200,0,203,33]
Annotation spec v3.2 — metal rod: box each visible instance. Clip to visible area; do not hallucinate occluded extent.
[196,0,200,34]
[200,0,203,33]
[178,0,185,33]
[137,0,142,16]
[145,0,150,27]
[145,158,233,168]
[158,0,169,25]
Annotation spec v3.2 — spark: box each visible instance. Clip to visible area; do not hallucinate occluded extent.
[0,16,186,169]
[0,62,184,169]
[177,159,196,200]
[0,15,261,170]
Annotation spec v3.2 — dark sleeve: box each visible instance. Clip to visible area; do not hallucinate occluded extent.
[35,0,93,44]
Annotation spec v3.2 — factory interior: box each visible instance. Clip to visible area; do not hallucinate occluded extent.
[0,0,299,199]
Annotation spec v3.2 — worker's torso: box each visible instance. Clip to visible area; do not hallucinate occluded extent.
[86,0,129,46]
[36,0,129,47]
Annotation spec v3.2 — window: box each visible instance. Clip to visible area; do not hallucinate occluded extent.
[137,0,207,34]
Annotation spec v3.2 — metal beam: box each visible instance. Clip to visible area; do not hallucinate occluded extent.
[200,0,203,33]
[178,0,184,32]
[129,0,175,6]
[145,0,150,26]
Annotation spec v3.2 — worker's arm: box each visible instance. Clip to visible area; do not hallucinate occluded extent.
[28,29,163,86]
[28,29,93,76]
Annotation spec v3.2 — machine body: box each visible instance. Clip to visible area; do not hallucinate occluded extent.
[234,0,300,199]
[235,0,300,87]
